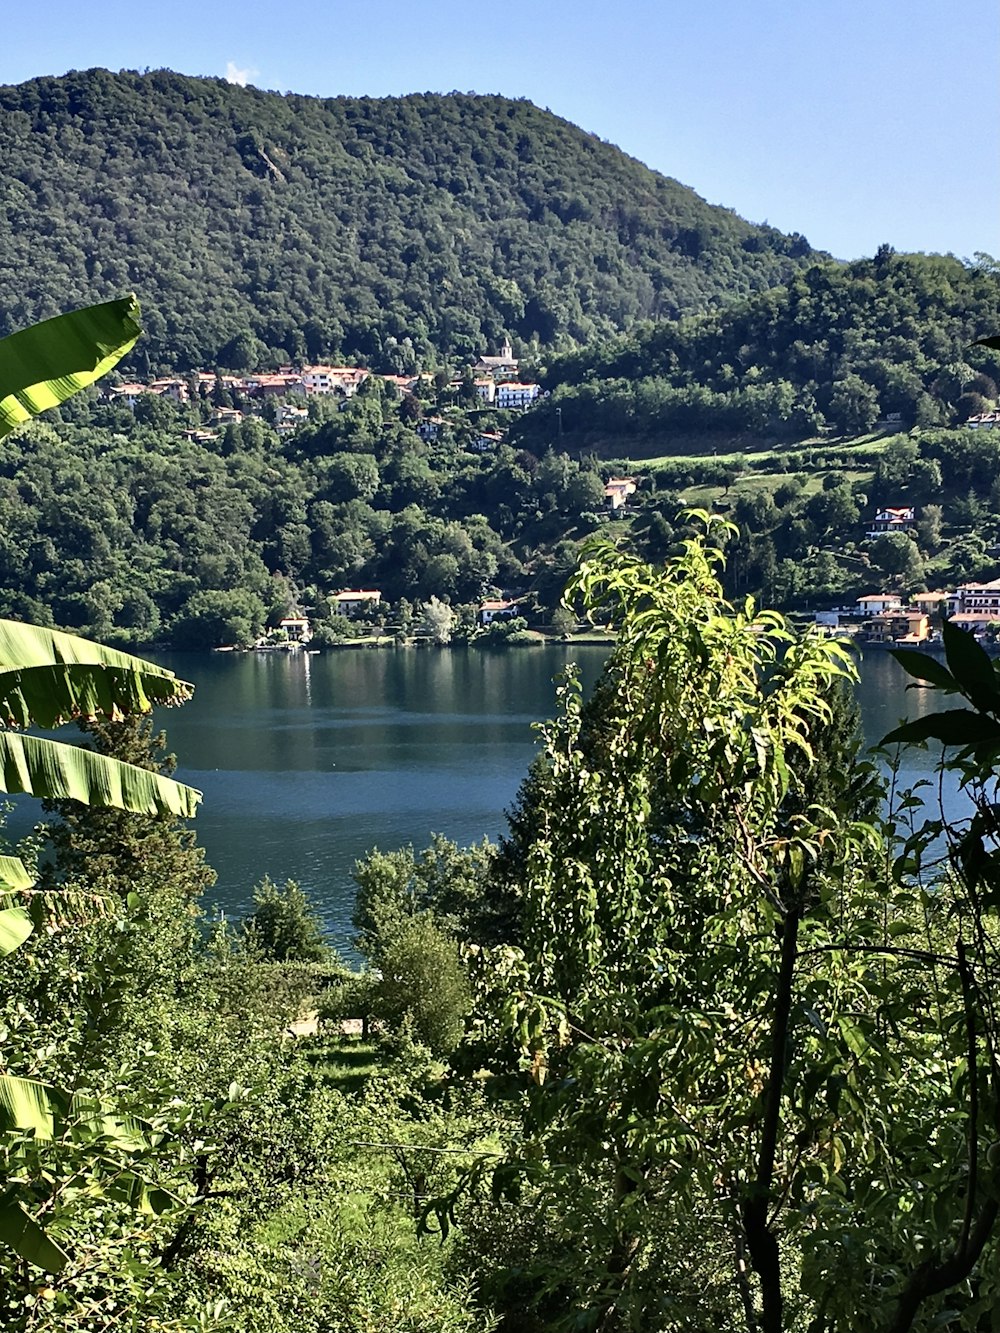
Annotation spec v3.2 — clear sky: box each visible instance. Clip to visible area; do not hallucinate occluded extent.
[3,0,997,262]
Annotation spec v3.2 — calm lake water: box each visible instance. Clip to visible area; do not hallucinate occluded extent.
[8,643,957,953]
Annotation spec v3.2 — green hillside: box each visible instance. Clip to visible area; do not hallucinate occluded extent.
[517,251,1000,449]
[0,68,816,371]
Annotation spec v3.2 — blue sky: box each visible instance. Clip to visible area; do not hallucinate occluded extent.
[4,0,997,261]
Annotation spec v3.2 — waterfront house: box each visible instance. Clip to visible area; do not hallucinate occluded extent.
[864,611,930,645]
[949,612,999,634]
[278,616,312,643]
[478,599,520,626]
[332,590,382,616]
[946,578,1000,619]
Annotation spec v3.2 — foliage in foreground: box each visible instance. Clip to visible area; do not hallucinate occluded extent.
[461,523,1000,1332]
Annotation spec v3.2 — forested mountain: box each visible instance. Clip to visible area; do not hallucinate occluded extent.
[0,68,817,370]
[516,251,1000,446]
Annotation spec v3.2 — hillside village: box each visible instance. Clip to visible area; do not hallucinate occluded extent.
[94,342,1000,652]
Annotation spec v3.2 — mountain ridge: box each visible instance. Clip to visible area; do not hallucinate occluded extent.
[0,67,817,370]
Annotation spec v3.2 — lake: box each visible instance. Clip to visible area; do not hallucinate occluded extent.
[8,643,956,954]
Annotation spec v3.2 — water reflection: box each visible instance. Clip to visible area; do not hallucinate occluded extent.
[6,642,962,955]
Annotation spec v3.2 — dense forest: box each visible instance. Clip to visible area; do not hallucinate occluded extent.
[0,380,617,647]
[516,251,1000,446]
[0,69,817,370]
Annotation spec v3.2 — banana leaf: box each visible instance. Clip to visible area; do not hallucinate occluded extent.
[68,1093,148,1151]
[0,856,34,891]
[0,662,191,729]
[0,296,141,440]
[109,1173,179,1216]
[0,1200,68,1271]
[0,1075,69,1139]
[0,731,201,817]
[0,619,183,677]
[0,906,33,957]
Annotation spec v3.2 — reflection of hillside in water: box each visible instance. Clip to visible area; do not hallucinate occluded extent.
[855,646,976,829]
[4,644,964,952]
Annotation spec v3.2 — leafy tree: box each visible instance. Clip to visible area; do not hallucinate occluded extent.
[420,595,455,644]
[374,915,471,1054]
[241,876,330,963]
[465,526,1000,1332]
[870,530,925,585]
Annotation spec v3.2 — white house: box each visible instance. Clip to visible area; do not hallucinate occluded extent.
[496,382,541,411]
[473,379,496,405]
[478,598,520,625]
[946,578,1000,619]
[949,612,998,633]
[604,477,637,510]
[965,412,1000,429]
[856,593,904,617]
[302,365,369,397]
[332,590,382,616]
[866,507,916,539]
[278,616,312,643]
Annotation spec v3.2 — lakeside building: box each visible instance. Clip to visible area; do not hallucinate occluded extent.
[278,616,312,643]
[478,599,521,625]
[864,611,930,644]
[332,590,382,616]
[946,578,1000,619]
[949,611,1000,633]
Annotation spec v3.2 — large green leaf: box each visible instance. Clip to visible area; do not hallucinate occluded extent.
[0,620,191,726]
[0,1075,68,1139]
[0,1200,68,1271]
[110,1173,180,1216]
[0,296,141,440]
[890,650,958,692]
[0,731,201,817]
[941,616,1000,711]
[67,1093,147,1152]
[0,662,191,729]
[0,856,33,891]
[881,709,1000,748]
[0,906,33,957]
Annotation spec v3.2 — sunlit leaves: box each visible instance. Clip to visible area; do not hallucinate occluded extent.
[0,297,141,440]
